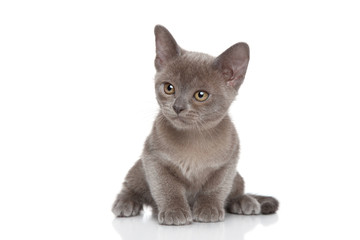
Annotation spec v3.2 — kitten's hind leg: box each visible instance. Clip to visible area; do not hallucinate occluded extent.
[249,194,279,215]
[112,160,153,217]
[112,191,143,217]
[226,194,261,215]
[225,172,279,215]
[226,194,279,215]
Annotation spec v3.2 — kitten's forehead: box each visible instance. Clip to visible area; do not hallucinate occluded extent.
[164,52,219,87]
[177,52,214,75]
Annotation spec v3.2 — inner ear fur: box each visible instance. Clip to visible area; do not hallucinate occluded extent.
[154,25,182,71]
[213,42,250,90]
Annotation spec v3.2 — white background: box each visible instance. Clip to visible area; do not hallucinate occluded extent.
[1,0,359,239]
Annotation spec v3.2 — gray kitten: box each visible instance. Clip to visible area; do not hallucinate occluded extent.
[112,25,279,225]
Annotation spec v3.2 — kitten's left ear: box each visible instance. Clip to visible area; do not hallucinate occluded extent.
[154,25,182,71]
[213,42,250,90]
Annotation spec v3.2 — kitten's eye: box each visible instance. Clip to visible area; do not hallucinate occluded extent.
[164,83,175,95]
[194,91,209,102]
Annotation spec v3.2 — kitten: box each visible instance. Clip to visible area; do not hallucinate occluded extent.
[112,25,279,225]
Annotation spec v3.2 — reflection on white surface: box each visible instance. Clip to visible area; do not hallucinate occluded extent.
[113,208,278,240]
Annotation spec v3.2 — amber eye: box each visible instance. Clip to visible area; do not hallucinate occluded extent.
[164,83,175,95]
[194,91,209,102]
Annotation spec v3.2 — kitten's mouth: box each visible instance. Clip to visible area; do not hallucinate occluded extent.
[172,115,189,123]
[162,109,198,128]
[168,114,197,128]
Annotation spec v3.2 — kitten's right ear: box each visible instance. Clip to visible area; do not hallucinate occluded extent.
[154,25,182,71]
[213,42,250,90]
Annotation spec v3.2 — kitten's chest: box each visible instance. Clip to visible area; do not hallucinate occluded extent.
[167,136,230,182]
[153,116,238,183]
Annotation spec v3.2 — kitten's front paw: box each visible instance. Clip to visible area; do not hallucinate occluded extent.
[112,199,142,217]
[193,204,225,223]
[158,207,192,225]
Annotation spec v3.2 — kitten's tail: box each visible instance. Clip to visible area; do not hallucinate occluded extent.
[250,194,279,214]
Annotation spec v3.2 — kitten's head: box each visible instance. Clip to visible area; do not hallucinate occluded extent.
[154,25,249,130]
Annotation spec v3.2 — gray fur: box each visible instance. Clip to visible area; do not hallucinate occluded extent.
[112,25,279,225]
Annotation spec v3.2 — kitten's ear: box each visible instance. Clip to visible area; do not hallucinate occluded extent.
[213,42,250,90]
[154,25,182,71]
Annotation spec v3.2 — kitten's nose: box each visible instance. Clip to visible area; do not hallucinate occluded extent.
[172,104,185,115]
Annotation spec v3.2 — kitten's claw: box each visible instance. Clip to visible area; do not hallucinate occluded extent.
[158,208,192,225]
[193,205,225,222]
[112,199,142,217]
